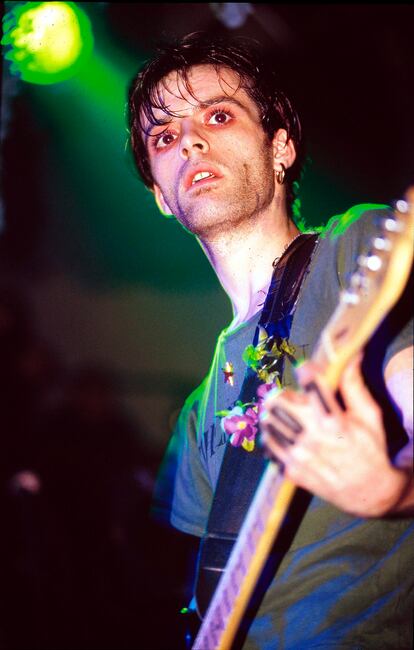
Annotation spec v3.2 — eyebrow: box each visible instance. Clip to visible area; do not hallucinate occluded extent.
[195,95,247,111]
[144,95,249,143]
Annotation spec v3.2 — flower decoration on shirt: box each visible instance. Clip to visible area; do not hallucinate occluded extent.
[220,404,258,451]
[217,326,295,452]
[256,381,279,415]
[218,379,279,452]
[242,326,295,384]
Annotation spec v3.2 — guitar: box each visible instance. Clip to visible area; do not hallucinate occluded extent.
[192,189,414,650]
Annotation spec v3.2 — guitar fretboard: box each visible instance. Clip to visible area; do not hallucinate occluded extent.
[193,463,291,649]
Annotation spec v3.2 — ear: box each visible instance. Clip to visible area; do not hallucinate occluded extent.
[153,184,174,217]
[272,128,296,173]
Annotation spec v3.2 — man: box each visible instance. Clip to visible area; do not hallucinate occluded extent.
[129,32,413,648]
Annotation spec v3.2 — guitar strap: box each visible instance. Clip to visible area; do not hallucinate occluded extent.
[194,232,319,617]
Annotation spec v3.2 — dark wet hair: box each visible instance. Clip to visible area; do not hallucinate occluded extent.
[128,31,304,217]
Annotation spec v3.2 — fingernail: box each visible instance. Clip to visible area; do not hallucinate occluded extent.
[270,406,303,434]
[264,423,295,448]
[304,380,331,413]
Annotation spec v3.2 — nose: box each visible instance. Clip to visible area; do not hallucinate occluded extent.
[179,124,209,160]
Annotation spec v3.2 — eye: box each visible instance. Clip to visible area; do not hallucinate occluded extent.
[207,109,233,126]
[153,130,177,149]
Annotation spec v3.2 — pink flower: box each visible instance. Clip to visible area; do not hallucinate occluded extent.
[256,382,279,417]
[221,407,258,447]
[256,382,277,400]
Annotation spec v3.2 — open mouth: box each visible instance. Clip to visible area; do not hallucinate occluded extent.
[191,171,216,185]
[184,165,222,191]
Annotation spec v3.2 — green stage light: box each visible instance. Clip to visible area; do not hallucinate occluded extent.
[2,2,94,85]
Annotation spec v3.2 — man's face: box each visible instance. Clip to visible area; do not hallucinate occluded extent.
[144,64,278,239]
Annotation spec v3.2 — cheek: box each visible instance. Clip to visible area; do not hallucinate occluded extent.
[151,157,175,191]
[228,132,272,168]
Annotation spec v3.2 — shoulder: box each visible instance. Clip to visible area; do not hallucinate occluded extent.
[313,203,392,287]
[319,202,391,241]
[319,202,392,243]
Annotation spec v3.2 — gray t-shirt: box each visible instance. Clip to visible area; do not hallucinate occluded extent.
[154,207,413,649]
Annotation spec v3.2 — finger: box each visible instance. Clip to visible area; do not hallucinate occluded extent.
[261,434,314,488]
[270,405,303,434]
[339,354,382,428]
[260,428,292,470]
[260,409,297,447]
[263,422,295,448]
[302,374,345,422]
[260,396,303,445]
[258,433,285,469]
[295,362,340,415]
[303,380,332,414]
[294,360,324,386]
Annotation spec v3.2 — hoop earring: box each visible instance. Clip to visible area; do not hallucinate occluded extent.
[276,163,286,185]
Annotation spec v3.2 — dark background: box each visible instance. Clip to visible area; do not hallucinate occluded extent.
[1,3,413,649]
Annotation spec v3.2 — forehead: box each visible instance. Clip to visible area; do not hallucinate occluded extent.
[151,64,254,120]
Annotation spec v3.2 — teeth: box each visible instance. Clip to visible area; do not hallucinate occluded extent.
[192,171,215,184]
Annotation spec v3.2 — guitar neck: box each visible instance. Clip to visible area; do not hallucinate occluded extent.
[193,463,295,650]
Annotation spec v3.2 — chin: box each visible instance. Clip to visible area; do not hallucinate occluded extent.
[185,208,247,240]
[176,199,222,231]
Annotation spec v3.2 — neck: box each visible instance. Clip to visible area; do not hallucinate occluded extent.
[198,208,299,330]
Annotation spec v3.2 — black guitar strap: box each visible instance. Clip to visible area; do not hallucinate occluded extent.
[194,232,319,617]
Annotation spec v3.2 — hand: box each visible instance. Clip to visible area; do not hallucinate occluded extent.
[260,356,412,517]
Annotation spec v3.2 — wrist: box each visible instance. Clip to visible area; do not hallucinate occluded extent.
[375,466,414,517]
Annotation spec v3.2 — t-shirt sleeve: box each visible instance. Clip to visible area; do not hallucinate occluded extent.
[326,204,413,368]
[152,384,213,538]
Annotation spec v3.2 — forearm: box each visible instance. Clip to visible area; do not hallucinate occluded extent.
[379,347,413,516]
[361,435,413,517]
[385,437,414,516]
